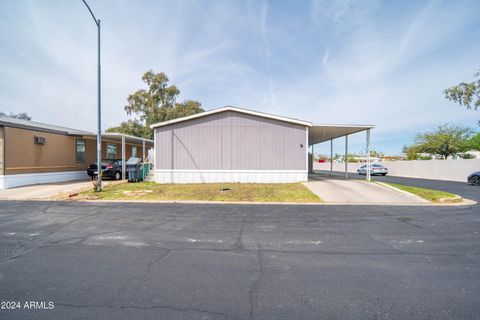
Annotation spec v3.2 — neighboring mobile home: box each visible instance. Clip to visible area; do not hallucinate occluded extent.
[150,106,374,183]
[0,116,153,189]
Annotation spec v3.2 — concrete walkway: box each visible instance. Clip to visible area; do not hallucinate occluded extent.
[303,176,428,204]
[0,180,93,200]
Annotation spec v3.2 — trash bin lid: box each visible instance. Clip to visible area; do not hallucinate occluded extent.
[126,157,141,165]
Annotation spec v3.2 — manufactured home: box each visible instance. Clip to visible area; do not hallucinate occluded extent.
[151,106,374,183]
[0,116,153,189]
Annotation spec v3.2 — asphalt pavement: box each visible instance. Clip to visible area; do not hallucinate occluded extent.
[0,178,479,319]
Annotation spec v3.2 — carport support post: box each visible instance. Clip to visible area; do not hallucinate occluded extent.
[142,140,146,160]
[330,139,333,176]
[345,135,348,179]
[366,129,371,182]
[121,136,126,180]
[311,144,314,173]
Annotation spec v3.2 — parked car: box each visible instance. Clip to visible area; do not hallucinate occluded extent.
[357,164,388,176]
[87,159,125,180]
[467,171,480,186]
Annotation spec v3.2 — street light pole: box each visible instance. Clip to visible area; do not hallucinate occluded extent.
[82,0,102,191]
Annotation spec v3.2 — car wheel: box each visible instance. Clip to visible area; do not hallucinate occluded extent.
[381,173,386,176]
[357,170,361,175]
[470,176,480,186]
[114,171,121,180]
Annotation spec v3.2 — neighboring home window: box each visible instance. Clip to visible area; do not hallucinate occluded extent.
[107,143,117,159]
[76,139,86,162]
[132,146,137,157]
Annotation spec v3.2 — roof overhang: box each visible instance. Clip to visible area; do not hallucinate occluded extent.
[309,124,375,145]
[150,106,312,128]
[0,117,92,136]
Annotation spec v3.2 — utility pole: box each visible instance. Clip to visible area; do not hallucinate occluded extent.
[82,0,102,191]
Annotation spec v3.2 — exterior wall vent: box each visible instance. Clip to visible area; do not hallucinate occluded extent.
[34,136,45,145]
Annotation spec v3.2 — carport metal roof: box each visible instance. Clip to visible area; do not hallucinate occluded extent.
[308,124,375,145]
[92,132,153,145]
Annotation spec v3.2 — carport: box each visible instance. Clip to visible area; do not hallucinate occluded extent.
[308,124,375,181]
[81,132,153,180]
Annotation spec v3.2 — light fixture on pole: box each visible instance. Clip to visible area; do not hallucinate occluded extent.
[81,0,102,191]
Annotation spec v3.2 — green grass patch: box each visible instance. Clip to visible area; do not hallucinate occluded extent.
[80,182,322,203]
[383,183,458,203]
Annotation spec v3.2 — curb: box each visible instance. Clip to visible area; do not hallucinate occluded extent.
[375,182,476,206]
[2,197,476,206]
[375,182,429,203]
[438,195,463,204]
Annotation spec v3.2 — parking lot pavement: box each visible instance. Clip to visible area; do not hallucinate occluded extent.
[0,180,92,200]
[0,200,479,319]
[303,177,428,204]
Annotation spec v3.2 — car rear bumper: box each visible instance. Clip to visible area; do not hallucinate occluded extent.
[358,170,388,175]
[87,169,114,178]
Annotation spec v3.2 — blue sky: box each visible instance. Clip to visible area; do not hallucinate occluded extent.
[0,0,479,154]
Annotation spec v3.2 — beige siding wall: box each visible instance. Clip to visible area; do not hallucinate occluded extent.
[85,139,146,162]
[5,127,83,174]
[4,127,149,175]
[155,111,307,170]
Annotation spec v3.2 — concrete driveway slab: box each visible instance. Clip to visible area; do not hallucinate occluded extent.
[0,180,92,200]
[303,177,428,204]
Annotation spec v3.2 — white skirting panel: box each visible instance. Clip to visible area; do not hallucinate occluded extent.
[0,171,89,189]
[154,169,308,184]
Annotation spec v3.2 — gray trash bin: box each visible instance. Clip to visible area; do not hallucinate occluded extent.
[126,157,142,182]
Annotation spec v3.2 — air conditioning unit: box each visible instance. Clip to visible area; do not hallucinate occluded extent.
[34,136,45,145]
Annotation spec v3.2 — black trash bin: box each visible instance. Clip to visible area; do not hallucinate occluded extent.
[126,157,142,182]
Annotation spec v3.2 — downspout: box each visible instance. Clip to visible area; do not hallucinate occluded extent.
[2,126,5,175]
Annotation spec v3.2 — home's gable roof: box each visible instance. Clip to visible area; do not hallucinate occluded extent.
[150,106,313,129]
[0,116,92,136]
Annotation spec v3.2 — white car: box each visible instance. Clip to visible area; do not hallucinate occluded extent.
[357,164,388,176]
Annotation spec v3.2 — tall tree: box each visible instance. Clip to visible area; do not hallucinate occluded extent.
[402,145,421,160]
[468,132,480,151]
[106,119,149,138]
[444,70,480,111]
[107,71,204,139]
[407,124,472,159]
[0,111,31,120]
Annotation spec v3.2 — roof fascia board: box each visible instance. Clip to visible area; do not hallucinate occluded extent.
[150,106,312,128]
[312,124,375,129]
